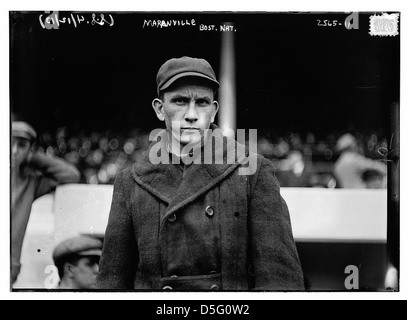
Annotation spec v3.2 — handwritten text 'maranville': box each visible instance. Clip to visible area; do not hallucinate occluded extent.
[143,19,197,29]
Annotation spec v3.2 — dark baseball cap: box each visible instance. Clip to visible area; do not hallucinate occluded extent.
[53,236,103,265]
[156,56,220,95]
[12,121,37,142]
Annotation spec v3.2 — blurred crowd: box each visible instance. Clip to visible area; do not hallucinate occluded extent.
[35,128,389,188]
[257,132,388,188]
[36,127,151,185]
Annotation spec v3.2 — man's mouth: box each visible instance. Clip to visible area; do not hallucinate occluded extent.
[181,128,200,132]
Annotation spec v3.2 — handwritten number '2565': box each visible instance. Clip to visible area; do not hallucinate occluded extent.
[317,20,338,27]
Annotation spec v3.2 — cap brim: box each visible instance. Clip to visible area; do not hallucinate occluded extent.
[78,249,102,257]
[159,72,220,93]
[12,131,35,141]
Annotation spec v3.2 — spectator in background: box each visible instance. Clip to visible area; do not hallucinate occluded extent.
[276,151,311,188]
[53,236,102,290]
[334,133,387,189]
[11,121,81,286]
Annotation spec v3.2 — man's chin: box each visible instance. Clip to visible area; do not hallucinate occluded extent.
[181,132,203,144]
[180,138,202,148]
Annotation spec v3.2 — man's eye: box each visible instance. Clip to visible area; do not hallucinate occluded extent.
[197,100,210,106]
[174,98,188,104]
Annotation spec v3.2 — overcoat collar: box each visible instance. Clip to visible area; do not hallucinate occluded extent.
[131,125,249,219]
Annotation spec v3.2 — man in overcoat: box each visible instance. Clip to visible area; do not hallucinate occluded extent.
[97,57,304,291]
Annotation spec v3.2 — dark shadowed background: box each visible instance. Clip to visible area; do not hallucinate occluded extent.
[10,12,399,136]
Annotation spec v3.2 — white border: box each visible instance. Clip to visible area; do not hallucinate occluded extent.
[1,0,406,301]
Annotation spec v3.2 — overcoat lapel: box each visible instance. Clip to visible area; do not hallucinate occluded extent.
[131,126,249,221]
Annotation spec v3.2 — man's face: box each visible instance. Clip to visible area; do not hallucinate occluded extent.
[11,137,32,169]
[70,256,100,289]
[153,79,219,147]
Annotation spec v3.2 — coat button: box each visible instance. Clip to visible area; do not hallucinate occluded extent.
[168,214,177,223]
[205,206,214,217]
[210,285,220,291]
[163,286,173,291]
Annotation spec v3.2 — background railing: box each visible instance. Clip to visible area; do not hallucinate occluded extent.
[14,185,389,291]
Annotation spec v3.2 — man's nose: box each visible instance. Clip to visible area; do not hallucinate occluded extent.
[94,263,100,274]
[185,103,198,122]
[12,143,18,155]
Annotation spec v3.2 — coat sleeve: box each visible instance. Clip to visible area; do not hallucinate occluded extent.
[29,153,81,199]
[248,157,305,291]
[97,170,138,290]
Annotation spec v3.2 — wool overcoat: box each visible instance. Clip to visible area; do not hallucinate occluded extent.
[97,128,304,291]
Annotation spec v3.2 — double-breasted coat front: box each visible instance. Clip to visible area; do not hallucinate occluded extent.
[97,128,304,291]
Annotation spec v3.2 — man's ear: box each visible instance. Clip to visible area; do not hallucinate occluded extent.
[64,263,75,278]
[152,99,165,122]
[211,101,220,123]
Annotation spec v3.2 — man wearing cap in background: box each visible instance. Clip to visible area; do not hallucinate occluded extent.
[97,57,304,291]
[11,121,81,286]
[334,133,387,189]
[53,236,102,289]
